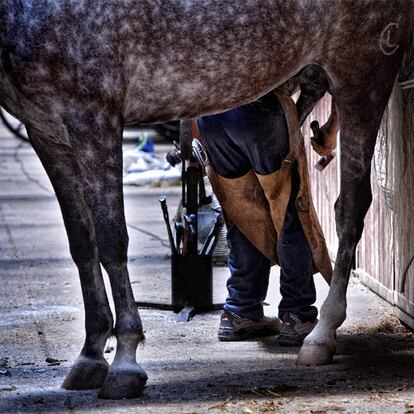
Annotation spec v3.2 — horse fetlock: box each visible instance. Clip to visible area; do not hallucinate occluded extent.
[82,333,112,361]
[319,309,346,331]
[303,326,336,346]
[296,322,337,366]
[61,356,109,390]
[84,316,114,350]
[98,362,148,399]
[114,319,144,343]
[112,331,145,366]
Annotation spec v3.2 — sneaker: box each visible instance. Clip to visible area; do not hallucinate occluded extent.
[277,312,317,347]
[218,310,281,341]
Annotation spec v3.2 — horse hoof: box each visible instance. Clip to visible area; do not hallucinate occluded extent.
[98,364,147,399]
[296,341,335,366]
[62,358,109,390]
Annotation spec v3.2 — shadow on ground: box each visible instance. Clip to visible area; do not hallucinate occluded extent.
[1,330,413,413]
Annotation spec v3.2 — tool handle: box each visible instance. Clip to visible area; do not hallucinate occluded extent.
[160,202,171,225]
[159,196,177,255]
[161,205,169,220]
[315,151,336,172]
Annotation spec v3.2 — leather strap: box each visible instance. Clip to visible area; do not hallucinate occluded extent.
[274,87,303,163]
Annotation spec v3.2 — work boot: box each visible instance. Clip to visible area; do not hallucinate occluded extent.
[277,312,317,346]
[218,310,281,341]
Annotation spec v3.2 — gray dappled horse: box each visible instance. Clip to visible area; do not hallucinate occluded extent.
[0,0,413,400]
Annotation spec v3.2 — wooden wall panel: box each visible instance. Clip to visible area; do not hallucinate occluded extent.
[357,168,394,291]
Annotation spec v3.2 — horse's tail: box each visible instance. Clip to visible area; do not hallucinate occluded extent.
[377,33,414,293]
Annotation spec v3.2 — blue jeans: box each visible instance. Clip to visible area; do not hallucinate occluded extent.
[198,98,317,322]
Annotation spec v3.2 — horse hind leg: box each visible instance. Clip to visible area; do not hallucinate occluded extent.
[59,111,147,399]
[28,128,114,390]
[297,57,402,366]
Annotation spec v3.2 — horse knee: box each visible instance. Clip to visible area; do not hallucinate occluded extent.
[100,247,128,272]
[334,184,372,241]
[114,319,144,340]
[334,211,365,243]
[96,224,129,270]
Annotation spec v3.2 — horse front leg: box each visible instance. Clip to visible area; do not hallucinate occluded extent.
[28,128,114,390]
[61,112,147,399]
[94,148,147,400]
[297,79,396,365]
[297,164,372,365]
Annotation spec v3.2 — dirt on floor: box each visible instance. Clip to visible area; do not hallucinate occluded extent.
[0,127,414,413]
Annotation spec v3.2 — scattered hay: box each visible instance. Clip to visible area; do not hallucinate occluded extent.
[238,384,299,398]
[208,396,232,410]
[354,313,412,336]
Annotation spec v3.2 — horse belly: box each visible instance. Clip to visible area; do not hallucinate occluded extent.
[123,50,307,124]
[120,0,326,123]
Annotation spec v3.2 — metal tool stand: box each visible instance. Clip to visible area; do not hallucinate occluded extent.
[136,120,224,322]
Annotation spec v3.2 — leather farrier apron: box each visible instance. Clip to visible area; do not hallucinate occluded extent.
[204,89,333,284]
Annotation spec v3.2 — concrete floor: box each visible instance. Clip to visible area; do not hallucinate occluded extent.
[0,125,413,413]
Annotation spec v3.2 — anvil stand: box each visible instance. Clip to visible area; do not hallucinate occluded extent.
[136,121,224,322]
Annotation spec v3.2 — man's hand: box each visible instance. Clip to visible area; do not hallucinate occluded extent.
[310,123,337,156]
[310,100,339,156]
